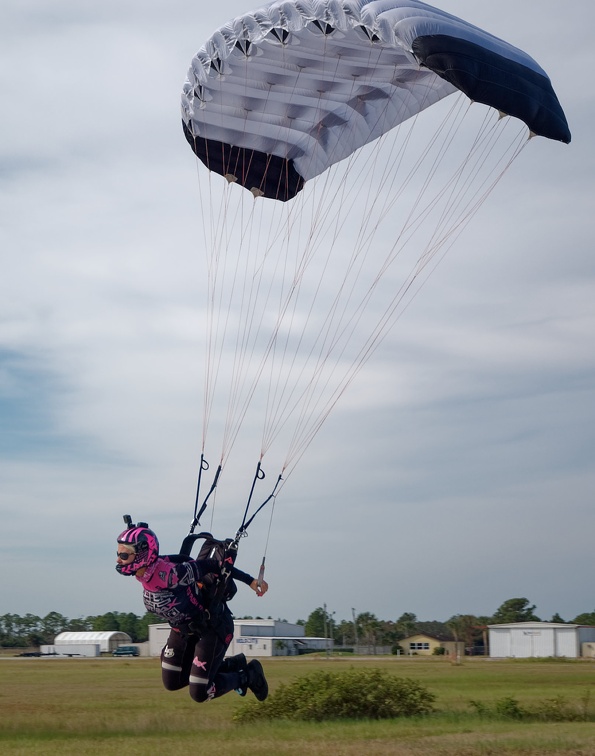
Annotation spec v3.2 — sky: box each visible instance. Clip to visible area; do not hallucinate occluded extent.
[1,0,594,629]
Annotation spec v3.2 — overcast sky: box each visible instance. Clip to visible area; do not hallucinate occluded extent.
[1,0,593,628]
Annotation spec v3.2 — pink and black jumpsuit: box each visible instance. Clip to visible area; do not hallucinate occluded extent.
[137,555,254,702]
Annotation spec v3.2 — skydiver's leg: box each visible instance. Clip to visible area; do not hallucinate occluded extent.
[188,610,240,702]
[160,628,196,691]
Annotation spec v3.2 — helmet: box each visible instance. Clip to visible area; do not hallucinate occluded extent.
[116,521,159,576]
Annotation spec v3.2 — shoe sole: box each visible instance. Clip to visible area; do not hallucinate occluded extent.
[248,660,269,701]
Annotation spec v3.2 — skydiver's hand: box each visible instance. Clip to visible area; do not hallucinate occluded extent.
[250,578,268,597]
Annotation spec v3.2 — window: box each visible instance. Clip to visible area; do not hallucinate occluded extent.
[409,642,430,650]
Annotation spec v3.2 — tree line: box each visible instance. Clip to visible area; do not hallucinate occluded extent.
[300,599,595,653]
[3,598,595,650]
[0,611,160,647]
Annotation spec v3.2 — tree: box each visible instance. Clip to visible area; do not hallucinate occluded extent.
[137,612,161,642]
[335,619,355,645]
[376,620,399,647]
[0,613,20,646]
[305,607,332,637]
[395,612,418,639]
[446,614,477,645]
[446,614,489,654]
[550,612,567,623]
[416,620,452,639]
[572,611,595,626]
[19,614,42,646]
[67,617,91,632]
[357,612,380,650]
[491,598,540,624]
[117,612,142,641]
[89,612,119,631]
[41,612,69,643]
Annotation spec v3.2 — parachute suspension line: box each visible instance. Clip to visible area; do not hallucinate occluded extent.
[406,109,527,282]
[260,47,398,456]
[199,45,336,468]
[205,38,388,464]
[280,108,530,476]
[220,189,264,457]
[217,47,354,460]
[259,166,356,455]
[276,72,436,446]
[196,159,218,452]
[257,493,277,591]
[200,161,245,451]
[263,85,457,462]
[196,51,289,466]
[417,111,526,273]
[193,34,541,497]
[216,196,309,464]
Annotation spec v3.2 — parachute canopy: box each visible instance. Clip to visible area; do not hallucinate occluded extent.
[182,0,570,201]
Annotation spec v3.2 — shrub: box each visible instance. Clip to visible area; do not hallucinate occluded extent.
[468,694,592,723]
[233,668,435,723]
[469,696,526,720]
[495,696,526,720]
[534,695,588,722]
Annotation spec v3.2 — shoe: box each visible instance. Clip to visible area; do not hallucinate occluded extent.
[221,653,247,673]
[246,659,268,701]
[235,668,248,697]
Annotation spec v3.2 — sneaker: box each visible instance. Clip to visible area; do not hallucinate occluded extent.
[222,653,247,673]
[246,659,268,701]
[235,668,248,697]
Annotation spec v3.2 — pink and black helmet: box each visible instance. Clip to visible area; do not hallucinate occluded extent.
[116,520,159,576]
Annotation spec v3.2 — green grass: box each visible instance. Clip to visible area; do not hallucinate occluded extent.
[1,655,595,754]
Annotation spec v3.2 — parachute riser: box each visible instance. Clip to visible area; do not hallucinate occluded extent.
[239,465,282,534]
[189,456,221,535]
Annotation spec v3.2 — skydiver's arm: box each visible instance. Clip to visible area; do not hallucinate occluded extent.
[231,566,268,596]
[231,566,254,585]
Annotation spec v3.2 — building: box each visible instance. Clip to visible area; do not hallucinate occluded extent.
[41,631,134,657]
[149,619,330,657]
[400,633,464,657]
[488,622,595,658]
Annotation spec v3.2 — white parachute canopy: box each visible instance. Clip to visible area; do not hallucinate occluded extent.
[180,0,569,517]
[183,0,569,200]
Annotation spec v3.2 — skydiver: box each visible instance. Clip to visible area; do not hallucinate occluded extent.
[115,521,269,703]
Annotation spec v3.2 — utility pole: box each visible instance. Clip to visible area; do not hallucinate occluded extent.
[352,607,358,653]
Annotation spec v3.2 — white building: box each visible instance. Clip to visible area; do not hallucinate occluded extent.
[41,631,133,657]
[488,622,595,658]
[149,619,331,658]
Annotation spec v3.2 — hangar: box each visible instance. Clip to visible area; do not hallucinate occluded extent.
[42,631,133,657]
[488,622,595,658]
[149,619,330,657]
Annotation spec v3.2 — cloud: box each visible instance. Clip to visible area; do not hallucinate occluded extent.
[1,0,593,627]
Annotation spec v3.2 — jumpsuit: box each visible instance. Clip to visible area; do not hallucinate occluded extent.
[137,555,254,702]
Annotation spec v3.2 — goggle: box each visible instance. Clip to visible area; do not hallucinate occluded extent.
[117,551,135,560]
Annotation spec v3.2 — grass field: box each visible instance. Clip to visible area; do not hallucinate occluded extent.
[2,655,595,755]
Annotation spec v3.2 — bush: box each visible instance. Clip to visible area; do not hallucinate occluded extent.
[469,696,525,720]
[468,694,591,722]
[495,696,526,720]
[233,668,435,723]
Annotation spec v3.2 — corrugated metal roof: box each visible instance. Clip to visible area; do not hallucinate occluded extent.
[55,631,130,642]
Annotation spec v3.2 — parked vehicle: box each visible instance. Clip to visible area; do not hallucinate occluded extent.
[112,645,139,657]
